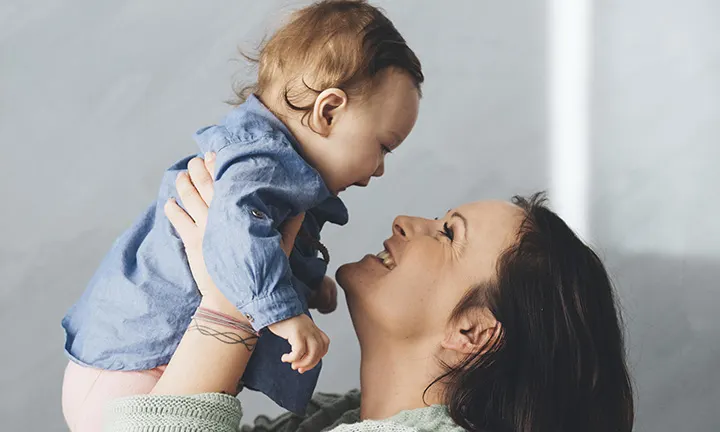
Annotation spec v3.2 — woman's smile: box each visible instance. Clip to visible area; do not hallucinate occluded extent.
[375,240,397,270]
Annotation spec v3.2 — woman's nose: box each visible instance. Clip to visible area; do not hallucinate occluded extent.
[393,215,432,238]
[393,216,408,237]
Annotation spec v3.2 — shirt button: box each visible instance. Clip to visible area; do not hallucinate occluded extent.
[250,209,265,219]
[245,313,254,323]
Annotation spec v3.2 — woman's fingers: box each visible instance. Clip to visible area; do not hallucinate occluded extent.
[315,277,338,314]
[204,152,217,183]
[279,213,305,256]
[164,199,198,246]
[313,290,336,314]
[187,155,215,205]
[175,170,210,229]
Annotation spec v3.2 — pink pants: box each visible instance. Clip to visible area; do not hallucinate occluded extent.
[61,361,166,432]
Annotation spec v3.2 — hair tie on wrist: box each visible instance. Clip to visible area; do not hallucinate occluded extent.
[193,307,258,335]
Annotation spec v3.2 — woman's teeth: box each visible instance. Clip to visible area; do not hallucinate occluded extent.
[376,250,396,270]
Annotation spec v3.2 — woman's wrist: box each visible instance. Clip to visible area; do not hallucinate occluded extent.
[151,303,256,396]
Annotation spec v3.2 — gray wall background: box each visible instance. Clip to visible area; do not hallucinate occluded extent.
[0,0,716,430]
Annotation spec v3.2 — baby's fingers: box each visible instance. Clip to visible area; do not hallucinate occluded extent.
[281,337,307,368]
[279,213,305,257]
[296,334,328,373]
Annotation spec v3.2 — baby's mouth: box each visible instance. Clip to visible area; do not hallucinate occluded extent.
[376,250,396,270]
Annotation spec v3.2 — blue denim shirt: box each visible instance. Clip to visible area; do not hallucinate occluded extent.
[62,95,348,414]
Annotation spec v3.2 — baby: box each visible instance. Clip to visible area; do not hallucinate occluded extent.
[61,0,423,430]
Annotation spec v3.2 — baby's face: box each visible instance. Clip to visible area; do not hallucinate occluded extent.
[316,69,420,194]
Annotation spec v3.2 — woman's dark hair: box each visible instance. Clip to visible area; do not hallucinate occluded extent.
[435,192,634,432]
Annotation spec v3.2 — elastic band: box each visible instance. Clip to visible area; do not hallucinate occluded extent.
[193,307,258,335]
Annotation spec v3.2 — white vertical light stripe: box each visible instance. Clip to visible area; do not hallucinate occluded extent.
[548,0,592,240]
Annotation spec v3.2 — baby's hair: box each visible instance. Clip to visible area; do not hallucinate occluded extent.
[234,0,424,124]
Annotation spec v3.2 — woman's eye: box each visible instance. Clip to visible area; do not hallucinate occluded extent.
[381,145,393,154]
[442,222,454,241]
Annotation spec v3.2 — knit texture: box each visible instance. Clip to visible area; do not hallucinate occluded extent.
[333,404,465,432]
[106,393,242,432]
[107,390,464,432]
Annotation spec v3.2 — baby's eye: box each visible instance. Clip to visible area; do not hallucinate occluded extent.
[381,145,393,154]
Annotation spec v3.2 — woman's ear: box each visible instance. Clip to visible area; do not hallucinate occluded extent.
[309,88,348,136]
[441,311,502,355]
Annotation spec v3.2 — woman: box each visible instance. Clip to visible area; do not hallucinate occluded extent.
[105,156,634,432]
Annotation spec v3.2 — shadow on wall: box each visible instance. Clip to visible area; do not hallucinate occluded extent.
[605,252,720,432]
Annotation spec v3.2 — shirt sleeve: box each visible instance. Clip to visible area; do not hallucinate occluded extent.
[201,135,315,331]
[105,393,243,432]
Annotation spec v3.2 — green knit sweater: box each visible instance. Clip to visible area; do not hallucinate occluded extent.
[105,390,464,431]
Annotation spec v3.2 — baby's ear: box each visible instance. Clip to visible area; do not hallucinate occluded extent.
[309,88,348,136]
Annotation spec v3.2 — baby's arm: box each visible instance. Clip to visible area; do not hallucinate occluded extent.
[200,140,304,331]
[197,138,330,371]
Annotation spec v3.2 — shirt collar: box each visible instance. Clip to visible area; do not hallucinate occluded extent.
[243,95,348,222]
[244,94,302,150]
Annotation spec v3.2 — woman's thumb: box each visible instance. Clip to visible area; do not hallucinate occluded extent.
[280,212,305,256]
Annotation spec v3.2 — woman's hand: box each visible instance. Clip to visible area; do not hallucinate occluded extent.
[164,152,305,315]
[164,155,217,297]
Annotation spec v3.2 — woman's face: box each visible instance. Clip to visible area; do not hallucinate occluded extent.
[336,200,524,344]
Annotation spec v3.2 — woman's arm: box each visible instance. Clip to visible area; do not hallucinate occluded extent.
[149,299,256,395]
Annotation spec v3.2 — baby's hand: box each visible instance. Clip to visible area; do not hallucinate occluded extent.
[268,314,329,373]
[308,276,338,314]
